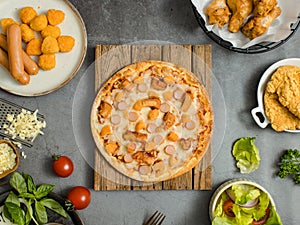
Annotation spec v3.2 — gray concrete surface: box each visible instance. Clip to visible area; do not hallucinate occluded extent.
[1,0,300,224]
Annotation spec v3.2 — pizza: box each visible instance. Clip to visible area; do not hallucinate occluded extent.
[90,61,213,182]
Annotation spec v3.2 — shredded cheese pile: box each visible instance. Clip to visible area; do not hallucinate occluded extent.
[0,143,16,174]
[2,109,46,141]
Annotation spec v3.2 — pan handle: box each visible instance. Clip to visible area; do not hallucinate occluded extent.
[251,107,269,128]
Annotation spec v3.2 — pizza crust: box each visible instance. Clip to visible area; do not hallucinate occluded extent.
[90,60,214,182]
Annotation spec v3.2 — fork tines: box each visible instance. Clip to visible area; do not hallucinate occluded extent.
[144,210,166,225]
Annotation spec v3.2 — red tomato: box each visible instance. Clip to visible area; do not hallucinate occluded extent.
[223,199,235,217]
[52,155,74,178]
[252,208,270,225]
[67,186,91,210]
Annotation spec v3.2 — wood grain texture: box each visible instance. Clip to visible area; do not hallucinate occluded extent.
[94,44,212,191]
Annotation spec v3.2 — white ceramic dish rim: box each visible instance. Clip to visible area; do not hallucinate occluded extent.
[251,58,300,133]
[209,178,276,222]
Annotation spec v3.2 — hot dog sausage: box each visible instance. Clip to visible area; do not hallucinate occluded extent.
[0,47,30,77]
[22,51,38,75]
[0,34,8,50]
[7,24,30,85]
[0,33,38,75]
[0,47,9,71]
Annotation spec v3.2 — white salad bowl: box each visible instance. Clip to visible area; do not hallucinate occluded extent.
[209,178,276,222]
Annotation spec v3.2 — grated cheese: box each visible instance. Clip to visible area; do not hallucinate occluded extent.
[0,143,16,174]
[3,109,46,142]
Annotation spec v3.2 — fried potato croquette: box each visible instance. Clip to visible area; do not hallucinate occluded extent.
[19,7,37,24]
[38,54,56,70]
[41,25,61,39]
[205,0,231,27]
[30,14,48,31]
[26,38,42,55]
[253,0,277,17]
[57,35,75,52]
[1,18,19,34]
[47,9,65,26]
[227,0,253,33]
[41,36,59,54]
[20,24,35,43]
[242,6,281,39]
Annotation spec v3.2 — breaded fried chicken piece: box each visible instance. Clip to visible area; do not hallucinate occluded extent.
[227,0,253,32]
[38,54,56,70]
[1,18,19,34]
[20,24,35,43]
[41,25,61,39]
[264,91,300,132]
[205,0,231,27]
[26,38,42,55]
[20,7,37,24]
[266,66,300,119]
[253,0,277,17]
[57,35,75,52]
[41,36,59,54]
[47,9,65,26]
[242,6,281,39]
[30,14,48,31]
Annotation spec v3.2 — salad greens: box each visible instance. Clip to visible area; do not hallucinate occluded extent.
[3,172,67,225]
[278,149,300,184]
[212,184,282,225]
[232,137,260,173]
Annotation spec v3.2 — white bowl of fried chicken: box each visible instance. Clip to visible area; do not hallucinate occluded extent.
[191,0,300,53]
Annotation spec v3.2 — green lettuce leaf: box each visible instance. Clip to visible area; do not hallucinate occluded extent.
[232,184,260,205]
[212,217,235,225]
[232,204,253,225]
[232,137,260,173]
[265,206,282,225]
[253,192,270,220]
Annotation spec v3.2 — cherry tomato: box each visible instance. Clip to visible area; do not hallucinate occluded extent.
[52,155,74,178]
[252,208,270,225]
[67,186,91,210]
[223,199,235,217]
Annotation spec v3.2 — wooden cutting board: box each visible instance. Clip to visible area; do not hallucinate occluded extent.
[93,44,212,191]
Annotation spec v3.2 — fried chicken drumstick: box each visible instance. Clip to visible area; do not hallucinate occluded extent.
[242,6,281,39]
[226,0,253,33]
[253,0,278,16]
[205,0,231,27]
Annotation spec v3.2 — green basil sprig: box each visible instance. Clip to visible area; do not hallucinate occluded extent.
[3,172,67,225]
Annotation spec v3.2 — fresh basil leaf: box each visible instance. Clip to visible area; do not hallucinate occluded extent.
[34,201,47,224]
[22,199,36,225]
[22,173,36,193]
[5,191,20,206]
[3,205,13,222]
[5,202,25,225]
[25,209,31,225]
[34,184,55,199]
[9,172,27,194]
[19,193,36,199]
[40,198,68,218]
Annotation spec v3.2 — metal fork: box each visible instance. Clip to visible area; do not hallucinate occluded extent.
[144,210,166,225]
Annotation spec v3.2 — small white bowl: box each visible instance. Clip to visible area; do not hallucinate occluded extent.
[209,178,276,221]
[251,58,300,133]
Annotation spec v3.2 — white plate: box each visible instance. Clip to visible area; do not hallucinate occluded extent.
[251,58,300,133]
[0,0,87,96]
